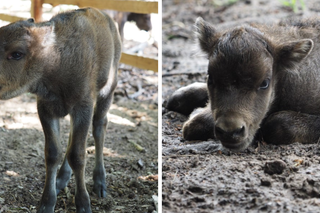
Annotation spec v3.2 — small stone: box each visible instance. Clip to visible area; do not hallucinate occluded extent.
[264,160,287,175]
[261,178,272,187]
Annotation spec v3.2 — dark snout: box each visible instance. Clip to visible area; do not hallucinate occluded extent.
[214,115,248,150]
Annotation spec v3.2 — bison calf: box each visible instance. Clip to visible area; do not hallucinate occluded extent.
[168,17,320,151]
[0,8,121,212]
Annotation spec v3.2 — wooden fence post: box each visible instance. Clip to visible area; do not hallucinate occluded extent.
[31,0,43,22]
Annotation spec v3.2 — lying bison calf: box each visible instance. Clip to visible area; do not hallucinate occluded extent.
[0,8,121,212]
[168,17,320,152]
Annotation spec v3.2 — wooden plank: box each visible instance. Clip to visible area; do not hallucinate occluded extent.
[43,0,158,14]
[0,14,26,23]
[31,0,44,22]
[120,53,158,72]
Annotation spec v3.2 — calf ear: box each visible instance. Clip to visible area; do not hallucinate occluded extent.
[27,18,35,23]
[278,39,314,69]
[195,17,220,56]
[30,25,55,47]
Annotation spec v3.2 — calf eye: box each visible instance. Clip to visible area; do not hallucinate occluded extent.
[8,52,24,60]
[259,78,270,90]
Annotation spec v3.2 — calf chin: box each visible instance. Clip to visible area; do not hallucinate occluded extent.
[218,135,254,152]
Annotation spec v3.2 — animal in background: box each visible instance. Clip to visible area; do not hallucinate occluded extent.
[104,10,152,40]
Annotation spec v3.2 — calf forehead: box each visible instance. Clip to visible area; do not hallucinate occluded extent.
[0,22,31,45]
[209,27,272,87]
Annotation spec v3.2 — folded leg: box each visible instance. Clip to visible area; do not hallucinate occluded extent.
[261,110,320,144]
[183,106,215,140]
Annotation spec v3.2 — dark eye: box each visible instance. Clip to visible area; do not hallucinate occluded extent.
[8,52,24,60]
[259,78,270,90]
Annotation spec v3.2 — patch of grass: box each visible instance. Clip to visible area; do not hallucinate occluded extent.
[279,0,306,13]
[213,0,240,7]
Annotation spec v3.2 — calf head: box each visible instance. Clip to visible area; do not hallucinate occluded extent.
[195,17,313,151]
[0,19,56,100]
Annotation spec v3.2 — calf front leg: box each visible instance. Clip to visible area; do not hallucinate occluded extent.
[67,102,93,213]
[183,106,215,140]
[37,103,62,213]
[167,82,208,115]
[261,110,320,145]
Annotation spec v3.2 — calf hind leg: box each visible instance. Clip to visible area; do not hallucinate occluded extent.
[261,111,320,145]
[92,94,114,197]
[67,103,94,213]
[55,133,72,195]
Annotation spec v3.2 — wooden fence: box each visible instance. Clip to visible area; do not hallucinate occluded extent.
[0,0,158,72]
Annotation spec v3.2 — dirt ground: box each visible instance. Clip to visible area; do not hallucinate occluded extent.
[162,0,320,212]
[0,2,158,213]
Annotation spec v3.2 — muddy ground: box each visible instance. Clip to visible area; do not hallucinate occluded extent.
[0,2,158,213]
[162,0,320,212]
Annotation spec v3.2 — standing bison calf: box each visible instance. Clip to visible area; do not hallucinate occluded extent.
[0,8,121,213]
[168,17,320,152]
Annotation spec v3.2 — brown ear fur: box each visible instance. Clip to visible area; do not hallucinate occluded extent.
[277,39,314,69]
[194,17,220,56]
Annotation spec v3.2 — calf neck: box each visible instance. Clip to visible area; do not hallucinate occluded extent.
[0,8,121,213]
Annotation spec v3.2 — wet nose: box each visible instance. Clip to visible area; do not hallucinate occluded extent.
[215,117,246,139]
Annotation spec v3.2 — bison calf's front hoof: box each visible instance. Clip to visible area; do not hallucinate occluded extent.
[37,205,55,213]
[75,192,92,213]
[183,107,215,141]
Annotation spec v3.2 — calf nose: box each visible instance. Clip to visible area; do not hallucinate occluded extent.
[215,117,246,139]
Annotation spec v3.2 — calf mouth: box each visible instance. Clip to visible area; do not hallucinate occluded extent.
[219,137,253,152]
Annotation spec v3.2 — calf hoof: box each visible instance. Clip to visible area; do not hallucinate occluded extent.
[75,192,92,213]
[76,207,92,213]
[183,107,215,141]
[93,181,107,198]
[37,205,55,213]
[167,82,208,115]
[37,191,57,213]
[56,172,72,195]
[93,166,107,197]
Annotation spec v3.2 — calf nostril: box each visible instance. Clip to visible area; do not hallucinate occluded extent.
[215,125,245,138]
[233,126,245,137]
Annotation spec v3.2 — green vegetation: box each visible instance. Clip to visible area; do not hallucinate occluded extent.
[279,0,306,13]
[213,0,239,7]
